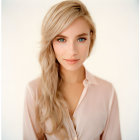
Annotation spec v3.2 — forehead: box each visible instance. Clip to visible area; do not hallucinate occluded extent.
[59,17,90,36]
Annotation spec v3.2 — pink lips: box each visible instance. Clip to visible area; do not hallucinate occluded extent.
[64,59,80,64]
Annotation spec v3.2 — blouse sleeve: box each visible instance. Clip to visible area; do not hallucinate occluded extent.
[23,83,45,140]
[101,86,122,140]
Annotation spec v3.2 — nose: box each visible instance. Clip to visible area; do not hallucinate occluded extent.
[68,41,78,56]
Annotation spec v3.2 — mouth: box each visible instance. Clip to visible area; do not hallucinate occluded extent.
[64,59,80,64]
[65,59,80,61]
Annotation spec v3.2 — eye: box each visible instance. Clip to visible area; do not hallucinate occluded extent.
[57,38,65,42]
[78,38,87,42]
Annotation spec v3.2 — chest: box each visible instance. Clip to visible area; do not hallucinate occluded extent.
[61,83,84,117]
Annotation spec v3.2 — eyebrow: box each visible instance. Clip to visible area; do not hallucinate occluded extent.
[55,33,89,38]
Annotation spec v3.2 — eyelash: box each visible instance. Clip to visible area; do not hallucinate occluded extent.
[57,38,65,42]
[78,38,87,42]
[56,37,87,42]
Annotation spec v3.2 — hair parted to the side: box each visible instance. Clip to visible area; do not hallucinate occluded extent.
[36,0,96,139]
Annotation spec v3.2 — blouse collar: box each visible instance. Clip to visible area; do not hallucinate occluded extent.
[83,67,98,87]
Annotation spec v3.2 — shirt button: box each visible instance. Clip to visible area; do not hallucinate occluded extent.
[74,136,78,140]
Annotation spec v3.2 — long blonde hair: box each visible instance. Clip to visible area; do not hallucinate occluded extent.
[36,0,96,139]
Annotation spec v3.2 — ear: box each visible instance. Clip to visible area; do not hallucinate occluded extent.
[88,31,93,57]
[90,30,93,36]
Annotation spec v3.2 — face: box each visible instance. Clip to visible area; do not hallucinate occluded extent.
[52,17,91,71]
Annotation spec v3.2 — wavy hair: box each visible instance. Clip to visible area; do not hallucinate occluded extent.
[36,0,96,139]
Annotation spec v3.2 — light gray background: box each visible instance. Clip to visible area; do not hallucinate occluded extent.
[2,0,139,140]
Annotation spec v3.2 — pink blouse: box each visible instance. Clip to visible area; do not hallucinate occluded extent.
[23,68,122,140]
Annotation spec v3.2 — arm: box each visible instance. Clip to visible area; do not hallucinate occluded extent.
[23,84,45,140]
[101,86,122,140]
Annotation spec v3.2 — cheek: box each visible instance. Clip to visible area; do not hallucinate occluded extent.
[81,47,89,57]
[80,42,90,57]
[53,45,64,58]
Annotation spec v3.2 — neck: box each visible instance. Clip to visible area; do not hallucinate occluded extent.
[60,65,85,84]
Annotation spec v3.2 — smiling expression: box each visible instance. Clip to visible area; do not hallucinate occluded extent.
[52,17,91,71]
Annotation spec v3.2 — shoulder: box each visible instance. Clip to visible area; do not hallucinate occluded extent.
[27,77,41,90]
[87,71,116,99]
[87,72,118,109]
[94,75,113,89]
[25,77,41,100]
[87,70,114,90]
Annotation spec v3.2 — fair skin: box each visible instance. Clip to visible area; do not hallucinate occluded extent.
[52,17,91,118]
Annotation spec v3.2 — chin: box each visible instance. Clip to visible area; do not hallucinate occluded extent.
[61,63,82,72]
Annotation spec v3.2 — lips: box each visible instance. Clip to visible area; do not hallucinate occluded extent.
[65,59,79,61]
[64,59,80,64]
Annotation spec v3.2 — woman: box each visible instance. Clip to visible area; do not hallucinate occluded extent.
[23,0,122,140]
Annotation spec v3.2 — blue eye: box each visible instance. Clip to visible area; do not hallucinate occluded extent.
[57,38,65,42]
[78,38,86,42]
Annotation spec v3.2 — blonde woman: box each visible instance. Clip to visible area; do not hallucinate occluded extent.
[23,0,122,140]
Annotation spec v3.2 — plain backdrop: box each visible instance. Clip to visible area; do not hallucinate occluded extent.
[2,0,138,140]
